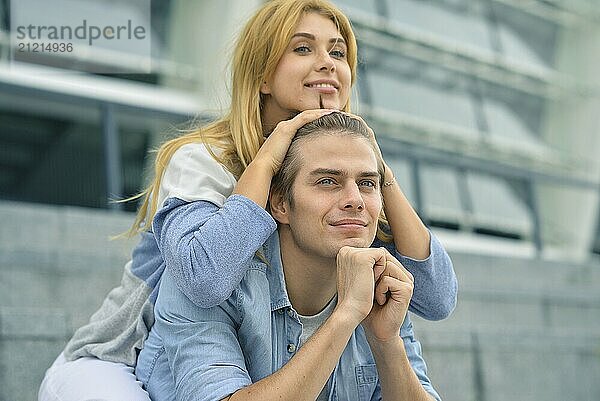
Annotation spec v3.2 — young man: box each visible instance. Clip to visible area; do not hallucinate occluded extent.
[135,112,442,401]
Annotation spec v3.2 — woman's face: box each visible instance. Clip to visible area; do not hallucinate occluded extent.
[261,12,352,127]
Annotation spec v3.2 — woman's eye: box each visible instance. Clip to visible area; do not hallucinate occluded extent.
[294,45,311,54]
[330,49,346,58]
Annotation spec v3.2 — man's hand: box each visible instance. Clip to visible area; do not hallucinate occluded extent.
[362,250,414,343]
[335,246,387,326]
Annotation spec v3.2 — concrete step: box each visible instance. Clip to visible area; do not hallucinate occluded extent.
[3,201,600,401]
[0,256,126,330]
[414,285,600,331]
[449,251,600,292]
[412,325,600,401]
[0,200,136,256]
[0,307,70,401]
[0,201,137,330]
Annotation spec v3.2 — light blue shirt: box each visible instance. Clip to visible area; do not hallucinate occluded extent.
[136,228,442,401]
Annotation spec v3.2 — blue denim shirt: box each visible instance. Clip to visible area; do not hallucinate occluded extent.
[136,232,441,401]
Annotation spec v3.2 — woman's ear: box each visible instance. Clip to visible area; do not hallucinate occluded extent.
[260,80,271,95]
[269,190,290,224]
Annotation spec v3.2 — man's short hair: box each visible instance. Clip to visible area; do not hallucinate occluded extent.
[271,112,385,206]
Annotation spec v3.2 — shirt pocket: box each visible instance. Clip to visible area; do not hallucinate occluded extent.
[355,364,378,400]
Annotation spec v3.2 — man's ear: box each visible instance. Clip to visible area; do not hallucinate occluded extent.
[269,190,290,225]
[260,79,271,95]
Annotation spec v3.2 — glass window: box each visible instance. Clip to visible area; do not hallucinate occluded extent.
[493,2,559,68]
[0,111,109,209]
[385,0,494,54]
[334,0,378,16]
[466,172,533,238]
[420,165,465,226]
[498,26,551,70]
[482,98,551,158]
[367,69,480,133]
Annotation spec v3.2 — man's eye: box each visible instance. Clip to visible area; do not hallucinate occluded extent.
[359,180,376,188]
[318,178,335,185]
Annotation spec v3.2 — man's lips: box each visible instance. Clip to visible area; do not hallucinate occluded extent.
[330,219,367,227]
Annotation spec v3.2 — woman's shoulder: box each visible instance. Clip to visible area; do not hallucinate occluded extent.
[170,141,226,168]
[157,141,237,208]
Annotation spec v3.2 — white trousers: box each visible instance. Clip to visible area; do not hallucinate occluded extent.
[38,353,151,401]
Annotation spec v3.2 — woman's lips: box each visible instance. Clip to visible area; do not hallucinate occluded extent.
[305,81,339,94]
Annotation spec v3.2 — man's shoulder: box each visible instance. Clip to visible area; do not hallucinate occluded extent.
[236,260,270,296]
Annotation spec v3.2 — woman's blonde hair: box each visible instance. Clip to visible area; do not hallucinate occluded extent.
[125,0,358,236]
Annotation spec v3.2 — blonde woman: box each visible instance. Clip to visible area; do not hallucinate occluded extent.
[39,1,457,400]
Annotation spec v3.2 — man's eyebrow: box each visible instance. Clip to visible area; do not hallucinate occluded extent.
[358,171,381,178]
[308,168,380,178]
[291,32,346,45]
[309,168,344,176]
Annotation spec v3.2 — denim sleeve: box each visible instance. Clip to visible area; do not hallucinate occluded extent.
[399,315,442,401]
[373,231,457,321]
[153,194,277,308]
[155,271,252,401]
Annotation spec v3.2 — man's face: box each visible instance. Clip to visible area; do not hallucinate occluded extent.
[273,134,382,259]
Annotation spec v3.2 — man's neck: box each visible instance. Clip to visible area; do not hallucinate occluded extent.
[278,231,338,316]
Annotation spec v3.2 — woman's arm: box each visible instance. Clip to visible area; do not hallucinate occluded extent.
[233,109,334,207]
[153,195,277,308]
[381,167,431,259]
[154,110,332,308]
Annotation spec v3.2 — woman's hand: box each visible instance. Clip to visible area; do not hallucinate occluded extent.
[339,112,393,182]
[254,109,334,176]
[233,109,332,208]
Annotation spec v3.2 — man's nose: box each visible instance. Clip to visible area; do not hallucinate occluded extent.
[341,184,364,210]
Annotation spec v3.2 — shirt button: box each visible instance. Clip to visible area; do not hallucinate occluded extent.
[287,309,294,317]
[287,343,296,353]
[277,309,284,315]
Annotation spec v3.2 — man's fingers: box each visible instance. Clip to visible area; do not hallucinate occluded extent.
[381,250,414,284]
[373,263,386,283]
[338,246,400,283]
[374,276,389,305]
[386,260,414,284]
[373,276,413,305]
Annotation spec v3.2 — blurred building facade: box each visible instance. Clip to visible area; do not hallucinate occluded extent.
[1,1,599,400]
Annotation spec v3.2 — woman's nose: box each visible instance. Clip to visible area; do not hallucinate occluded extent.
[315,50,335,72]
